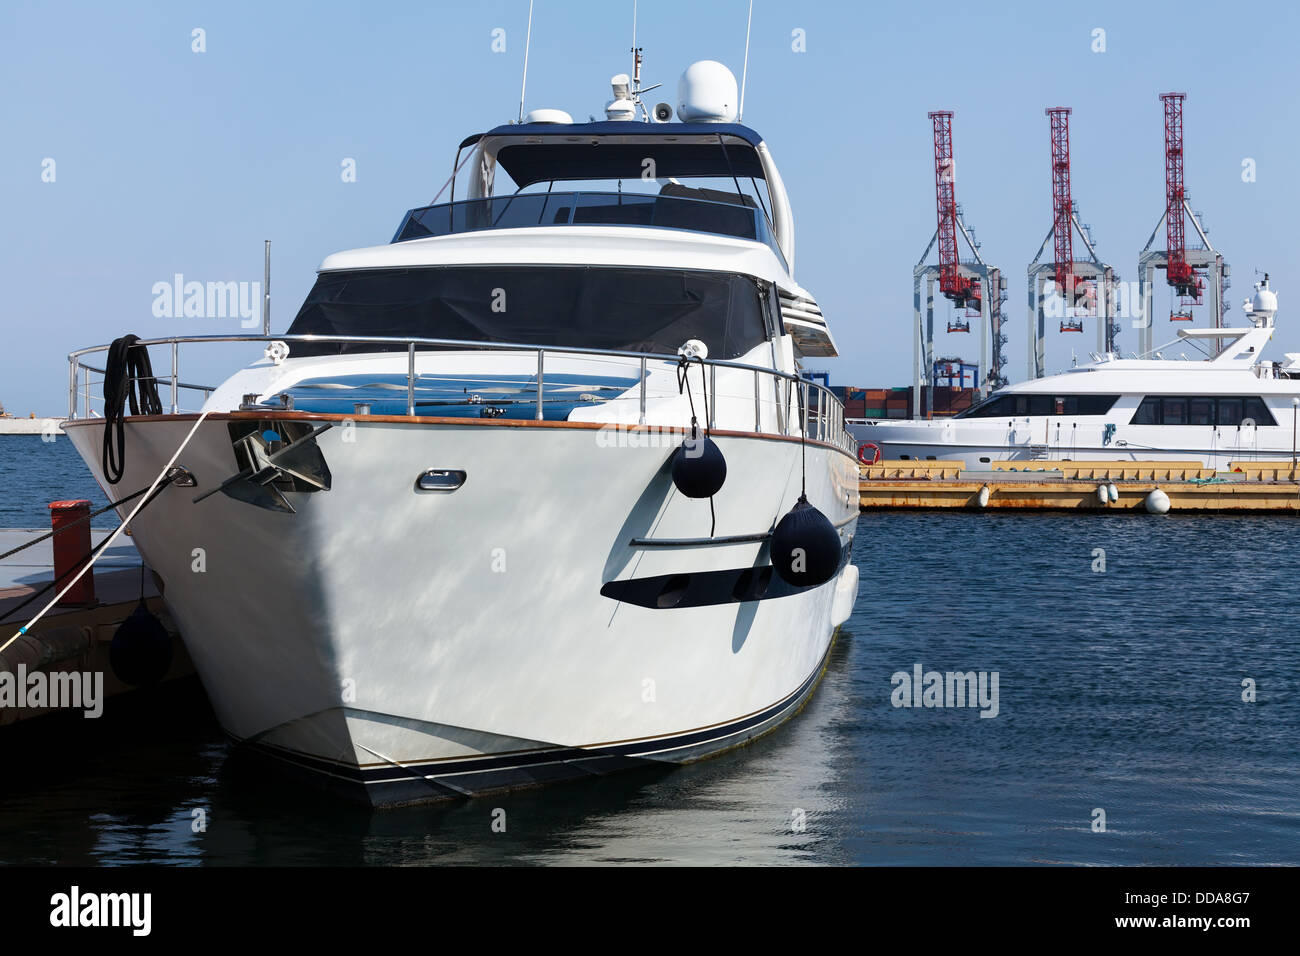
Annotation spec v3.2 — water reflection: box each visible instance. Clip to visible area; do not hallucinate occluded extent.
[3,512,1299,866]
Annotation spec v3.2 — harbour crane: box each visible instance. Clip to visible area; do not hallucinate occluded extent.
[914,110,1007,412]
[1136,93,1228,358]
[1027,107,1119,377]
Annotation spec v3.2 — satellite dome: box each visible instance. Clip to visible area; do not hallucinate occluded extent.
[676,60,738,123]
[1244,274,1278,325]
[523,108,574,125]
[1251,283,1278,318]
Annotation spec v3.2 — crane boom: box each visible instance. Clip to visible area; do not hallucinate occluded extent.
[1047,107,1074,299]
[928,111,980,309]
[1161,92,1202,300]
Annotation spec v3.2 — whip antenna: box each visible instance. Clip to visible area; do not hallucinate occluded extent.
[518,0,534,123]
[738,0,753,121]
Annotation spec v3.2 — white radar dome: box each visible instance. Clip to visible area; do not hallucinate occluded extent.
[523,109,574,125]
[1244,275,1278,326]
[1251,285,1278,317]
[676,60,738,123]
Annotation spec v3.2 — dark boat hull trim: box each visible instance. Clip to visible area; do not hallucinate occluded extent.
[233,634,839,807]
[600,540,852,609]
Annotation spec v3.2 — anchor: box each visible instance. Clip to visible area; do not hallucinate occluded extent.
[193,423,333,513]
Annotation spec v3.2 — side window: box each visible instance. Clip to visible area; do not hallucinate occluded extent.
[1162,397,1188,425]
[962,395,1010,418]
[1077,395,1119,415]
[961,393,1118,418]
[1188,397,1215,426]
[1133,396,1161,425]
[1244,397,1276,426]
[1216,397,1242,426]
[970,395,1005,418]
[766,285,785,340]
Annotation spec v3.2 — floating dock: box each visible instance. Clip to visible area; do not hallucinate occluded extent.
[859,460,1300,512]
[0,529,192,726]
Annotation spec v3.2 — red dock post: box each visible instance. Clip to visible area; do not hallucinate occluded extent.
[48,499,95,606]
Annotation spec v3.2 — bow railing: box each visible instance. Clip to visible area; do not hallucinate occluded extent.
[67,334,856,455]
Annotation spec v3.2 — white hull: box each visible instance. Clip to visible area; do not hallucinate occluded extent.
[59,108,862,804]
[853,297,1300,470]
[67,416,859,805]
[850,416,1300,470]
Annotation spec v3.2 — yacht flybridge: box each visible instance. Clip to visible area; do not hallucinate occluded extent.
[60,61,860,805]
[853,278,1293,470]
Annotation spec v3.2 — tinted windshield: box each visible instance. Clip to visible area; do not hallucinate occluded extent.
[393,191,774,258]
[286,266,769,358]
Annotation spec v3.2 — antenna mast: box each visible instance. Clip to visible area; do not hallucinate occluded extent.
[632,0,642,98]
[626,0,663,121]
[738,0,753,120]
[517,0,534,123]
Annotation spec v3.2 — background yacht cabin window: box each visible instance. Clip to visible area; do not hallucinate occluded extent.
[1189,397,1215,426]
[286,266,769,359]
[1218,398,1243,425]
[956,393,1120,418]
[1132,396,1277,426]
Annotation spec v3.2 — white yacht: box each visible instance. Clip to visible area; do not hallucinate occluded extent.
[60,62,860,805]
[853,278,1296,469]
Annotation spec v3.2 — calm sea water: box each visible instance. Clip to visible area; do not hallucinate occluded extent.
[0,436,110,528]
[1,436,1297,865]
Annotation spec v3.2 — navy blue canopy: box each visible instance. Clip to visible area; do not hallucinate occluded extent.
[458,122,768,187]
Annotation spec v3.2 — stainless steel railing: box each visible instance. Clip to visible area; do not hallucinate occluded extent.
[67,334,856,454]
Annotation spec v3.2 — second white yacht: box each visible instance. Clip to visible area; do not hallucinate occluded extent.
[853,278,1296,469]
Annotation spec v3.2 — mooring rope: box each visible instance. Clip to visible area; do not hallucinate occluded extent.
[0,488,149,563]
[0,482,172,626]
[1,409,211,653]
[102,335,163,485]
[676,356,717,536]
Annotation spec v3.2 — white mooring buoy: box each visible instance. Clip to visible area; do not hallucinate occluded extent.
[1144,488,1171,515]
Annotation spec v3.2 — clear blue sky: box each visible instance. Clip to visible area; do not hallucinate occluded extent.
[2,0,1297,414]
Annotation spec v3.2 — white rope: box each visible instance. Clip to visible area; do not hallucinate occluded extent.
[1,409,212,653]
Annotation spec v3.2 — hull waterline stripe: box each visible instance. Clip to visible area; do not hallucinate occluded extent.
[236,636,836,788]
